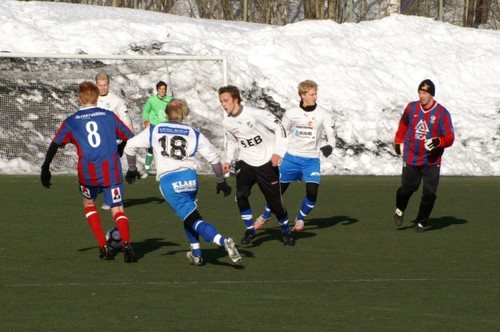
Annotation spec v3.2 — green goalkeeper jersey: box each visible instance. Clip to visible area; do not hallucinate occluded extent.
[142,94,173,125]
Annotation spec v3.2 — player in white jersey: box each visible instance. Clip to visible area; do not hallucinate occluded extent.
[254,80,335,232]
[219,85,295,246]
[124,99,242,266]
[95,71,134,133]
[96,71,135,210]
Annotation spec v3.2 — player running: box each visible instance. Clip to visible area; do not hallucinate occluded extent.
[254,80,336,233]
[124,98,241,266]
[219,85,295,246]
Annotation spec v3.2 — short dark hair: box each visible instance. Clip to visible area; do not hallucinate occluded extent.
[156,81,167,91]
[218,85,241,105]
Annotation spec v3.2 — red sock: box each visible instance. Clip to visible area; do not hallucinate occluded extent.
[114,211,131,244]
[84,206,107,247]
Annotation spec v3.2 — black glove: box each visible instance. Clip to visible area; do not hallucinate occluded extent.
[125,170,141,184]
[117,141,127,157]
[320,145,333,158]
[424,138,440,151]
[216,180,232,197]
[41,165,52,188]
[394,143,402,156]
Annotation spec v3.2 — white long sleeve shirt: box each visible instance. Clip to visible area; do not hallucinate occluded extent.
[281,105,335,158]
[222,105,287,167]
[97,92,132,128]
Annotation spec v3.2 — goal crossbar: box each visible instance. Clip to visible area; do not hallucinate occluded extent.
[0,52,228,85]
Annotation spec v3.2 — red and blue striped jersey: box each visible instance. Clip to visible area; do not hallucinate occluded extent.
[52,106,134,186]
[395,101,454,166]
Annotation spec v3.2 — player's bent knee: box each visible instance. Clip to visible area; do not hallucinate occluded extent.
[184,210,203,230]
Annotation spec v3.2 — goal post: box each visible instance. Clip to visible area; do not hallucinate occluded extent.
[0,52,228,175]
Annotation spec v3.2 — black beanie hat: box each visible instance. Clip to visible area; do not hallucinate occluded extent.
[418,79,435,96]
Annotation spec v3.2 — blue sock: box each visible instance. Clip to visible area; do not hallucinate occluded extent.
[193,220,224,245]
[262,204,272,219]
[297,197,315,220]
[240,208,254,230]
[184,226,202,257]
[278,214,290,234]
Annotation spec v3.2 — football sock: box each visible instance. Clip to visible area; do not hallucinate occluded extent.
[277,214,291,234]
[84,206,107,247]
[262,204,272,219]
[144,152,153,173]
[184,226,202,257]
[297,197,315,221]
[193,220,223,245]
[240,208,254,229]
[114,211,131,244]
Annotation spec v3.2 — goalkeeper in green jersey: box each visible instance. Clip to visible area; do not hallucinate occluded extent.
[141,80,173,178]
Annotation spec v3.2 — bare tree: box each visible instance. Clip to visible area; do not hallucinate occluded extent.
[474,0,491,25]
[304,0,321,19]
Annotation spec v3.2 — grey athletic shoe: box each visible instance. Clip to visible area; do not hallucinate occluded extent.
[186,251,204,266]
[224,238,242,264]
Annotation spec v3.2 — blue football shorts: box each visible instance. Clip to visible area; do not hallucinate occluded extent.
[159,169,199,220]
[79,183,124,207]
[279,153,321,184]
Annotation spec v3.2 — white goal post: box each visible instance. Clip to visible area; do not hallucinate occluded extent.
[0,52,228,175]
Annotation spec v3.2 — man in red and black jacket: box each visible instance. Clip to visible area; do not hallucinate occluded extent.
[393,79,455,232]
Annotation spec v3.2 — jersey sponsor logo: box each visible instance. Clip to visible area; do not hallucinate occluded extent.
[172,179,197,192]
[80,185,92,199]
[294,125,315,139]
[239,135,263,148]
[414,119,429,141]
[158,126,189,136]
[112,187,122,203]
[75,111,106,120]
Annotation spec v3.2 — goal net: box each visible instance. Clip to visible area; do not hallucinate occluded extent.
[0,53,228,175]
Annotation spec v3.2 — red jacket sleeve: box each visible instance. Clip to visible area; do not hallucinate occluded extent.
[394,104,410,144]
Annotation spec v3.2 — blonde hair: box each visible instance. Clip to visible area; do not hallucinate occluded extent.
[298,80,318,96]
[79,81,99,105]
[95,70,110,82]
[166,99,190,122]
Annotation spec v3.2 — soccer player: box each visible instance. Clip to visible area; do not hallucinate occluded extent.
[219,85,295,246]
[141,80,173,178]
[124,98,241,266]
[254,80,335,233]
[40,81,138,262]
[95,71,134,133]
[393,79,455,232]
[95,70,134,210]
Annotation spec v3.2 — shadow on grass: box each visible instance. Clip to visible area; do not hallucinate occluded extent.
[247,215,359,246]
[123,196,164,208]
[305,215,359,229]
[78,237,178,261]
[162,247,247,269]
[398,215,468,232]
